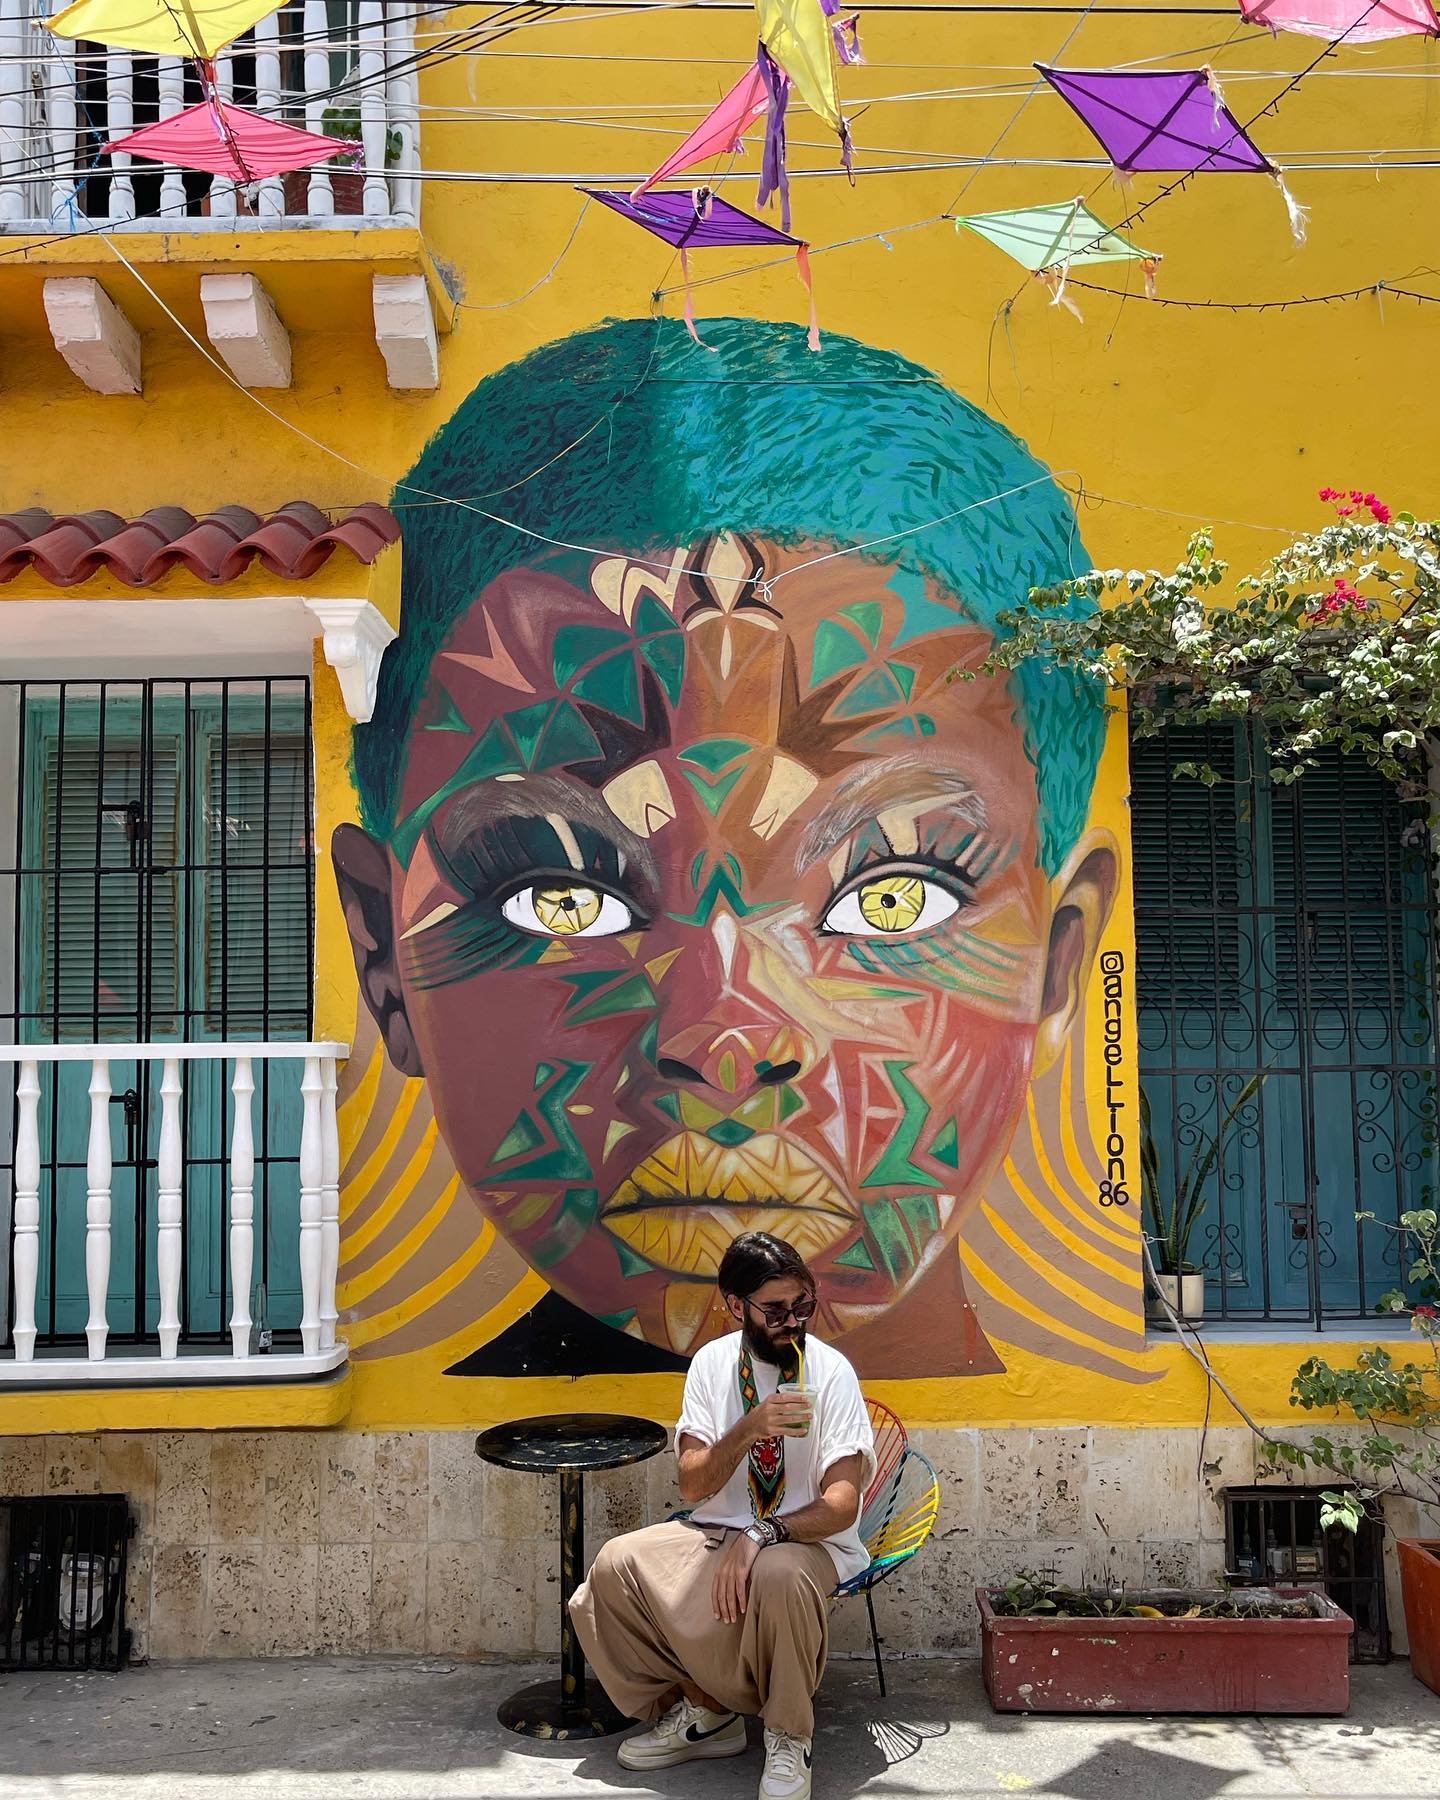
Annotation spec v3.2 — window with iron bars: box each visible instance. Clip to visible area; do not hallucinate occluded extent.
[1131,717,1439,1325]
[0,679,315,1351]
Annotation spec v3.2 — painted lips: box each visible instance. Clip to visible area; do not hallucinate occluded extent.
[601,1130,854,1276]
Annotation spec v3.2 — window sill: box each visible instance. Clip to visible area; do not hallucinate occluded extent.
[1148,1317,1418,1344]
[0,1353,351,1433]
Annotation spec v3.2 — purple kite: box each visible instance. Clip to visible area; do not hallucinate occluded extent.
[581,187,819,350]
[1038,66,1271,174]
[584,187,802,248]
[104,100,360,183]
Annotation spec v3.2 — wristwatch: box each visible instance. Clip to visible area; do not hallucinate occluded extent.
[744,1520,778,1549]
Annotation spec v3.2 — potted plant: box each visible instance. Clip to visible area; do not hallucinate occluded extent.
[1258,1206,1440,1694]
[978,1574,1352,1714]
[283,106,401,216]
[1138,1076,1263,1325]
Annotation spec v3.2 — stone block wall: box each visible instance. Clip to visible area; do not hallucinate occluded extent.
[0,1425,1418,1662]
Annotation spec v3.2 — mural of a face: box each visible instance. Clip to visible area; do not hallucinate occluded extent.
[336,528,1117,1365]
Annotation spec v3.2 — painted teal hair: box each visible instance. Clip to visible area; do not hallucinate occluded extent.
[357,317,1103,876]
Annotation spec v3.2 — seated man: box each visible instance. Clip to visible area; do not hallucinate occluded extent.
[569,1231,876,1800]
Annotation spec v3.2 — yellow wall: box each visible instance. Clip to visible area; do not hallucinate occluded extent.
[3,3,1432,1436]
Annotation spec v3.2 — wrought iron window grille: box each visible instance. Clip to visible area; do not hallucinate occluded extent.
[1132,717,1440,1327]
[1223,1484,1388,1663]
[0,1493,133,1672]
[0,677,316,1355]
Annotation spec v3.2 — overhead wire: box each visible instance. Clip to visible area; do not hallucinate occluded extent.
[6,2,1437,339]
[0,7,1418,578]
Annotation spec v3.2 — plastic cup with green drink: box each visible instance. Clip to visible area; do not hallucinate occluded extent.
[778,1340,815,1436]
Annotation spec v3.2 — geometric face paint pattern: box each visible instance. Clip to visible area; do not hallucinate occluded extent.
[340,531,1118,1370]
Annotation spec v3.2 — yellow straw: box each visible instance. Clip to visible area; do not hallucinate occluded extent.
[792,1337,804,1389]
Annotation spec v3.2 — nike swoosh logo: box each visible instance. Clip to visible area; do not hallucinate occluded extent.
[685,1716,738,1742]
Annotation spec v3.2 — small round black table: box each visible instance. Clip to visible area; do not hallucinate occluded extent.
[474,1411,668,1740]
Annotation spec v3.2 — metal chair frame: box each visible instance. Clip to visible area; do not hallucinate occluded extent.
[831,1398,941,1696]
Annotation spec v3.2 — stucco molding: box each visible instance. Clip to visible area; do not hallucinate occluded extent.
[42,276,142,395]
[199,273,293,389]
[302,595,398,722]
[372,272,440,389]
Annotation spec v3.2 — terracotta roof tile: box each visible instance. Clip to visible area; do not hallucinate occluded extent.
[0,501,400,588]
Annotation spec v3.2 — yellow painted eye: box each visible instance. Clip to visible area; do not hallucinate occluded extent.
[821,874,961,938]
[858,876,926,932]
[502,884,634,938]
[534,885,602,933]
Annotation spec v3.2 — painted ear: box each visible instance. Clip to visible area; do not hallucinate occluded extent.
[332,823,424,1077]
[1033,828,1120,1077]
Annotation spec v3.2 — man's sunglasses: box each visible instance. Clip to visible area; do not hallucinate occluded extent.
[744,1293,818,1328]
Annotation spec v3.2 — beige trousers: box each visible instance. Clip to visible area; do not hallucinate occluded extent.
[568,1519,834,1738]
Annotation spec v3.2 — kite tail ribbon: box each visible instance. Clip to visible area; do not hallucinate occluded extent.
[197,59,226,143]
[756,44,792,232]
[1202,64,1228,129]
[1272,168,1309,245]
[679,248,717,351]
[195,59,257,185]
[1141,255,1161,301]
[821,0,863,64]
[795,243,821,352]
[1038,265,1084,321]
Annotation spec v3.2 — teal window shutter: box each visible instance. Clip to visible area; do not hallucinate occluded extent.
[34,728,181,1041]
[201,725,310,1038]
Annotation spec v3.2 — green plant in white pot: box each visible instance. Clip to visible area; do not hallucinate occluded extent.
[1139,1076,1264,1324]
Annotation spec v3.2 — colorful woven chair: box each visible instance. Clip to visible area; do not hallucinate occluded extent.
[832,1397,941,1696]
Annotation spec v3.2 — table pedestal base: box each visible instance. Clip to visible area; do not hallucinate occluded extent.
[496,1676,634,1740]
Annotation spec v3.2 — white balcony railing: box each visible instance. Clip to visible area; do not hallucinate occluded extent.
[0,0,419,231]
[0,1042,348,1383]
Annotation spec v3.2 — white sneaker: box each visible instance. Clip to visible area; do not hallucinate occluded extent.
[616,1697,746,1770]
[760,1726,813,1799]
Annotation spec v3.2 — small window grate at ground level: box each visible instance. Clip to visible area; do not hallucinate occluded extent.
[1223,1484,1388,1663]
[0,1494,132,1671]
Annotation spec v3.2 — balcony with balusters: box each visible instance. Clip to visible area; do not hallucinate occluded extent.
[0,0,444,391]
[0,0,420,229]
[0,1043,350,1387]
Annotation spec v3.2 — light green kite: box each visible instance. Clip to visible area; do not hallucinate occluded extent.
[954,198,1159,312]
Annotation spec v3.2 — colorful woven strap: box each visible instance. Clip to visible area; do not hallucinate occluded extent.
[738,1338,785,1520]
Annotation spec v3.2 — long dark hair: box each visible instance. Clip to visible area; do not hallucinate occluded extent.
[717,1231,816,1302]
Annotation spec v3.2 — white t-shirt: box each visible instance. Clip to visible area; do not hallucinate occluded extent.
[675,1331,877,1586]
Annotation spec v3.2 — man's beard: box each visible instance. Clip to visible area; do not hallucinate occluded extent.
[743,1316,805,1381]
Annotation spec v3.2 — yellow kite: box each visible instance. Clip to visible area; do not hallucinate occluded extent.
[46,0,276,59]
[754,0,844,135]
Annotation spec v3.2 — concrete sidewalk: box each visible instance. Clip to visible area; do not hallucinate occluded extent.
[1,1656,1437,1800]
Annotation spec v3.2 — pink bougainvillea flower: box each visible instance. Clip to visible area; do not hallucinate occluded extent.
[1319,486,1392,524]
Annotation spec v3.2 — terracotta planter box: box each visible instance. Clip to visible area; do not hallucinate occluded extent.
[978,1587,1352,1714]
[1397,1538,1440,1696]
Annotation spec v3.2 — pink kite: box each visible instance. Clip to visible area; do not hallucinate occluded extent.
[632,63,773,201]
[103,100,361,183]
[1238,0,1438,40]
